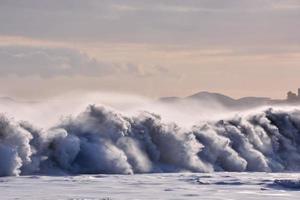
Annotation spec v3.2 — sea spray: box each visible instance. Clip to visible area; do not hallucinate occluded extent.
[1,105,300,176]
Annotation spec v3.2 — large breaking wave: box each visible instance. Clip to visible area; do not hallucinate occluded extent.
[1,103,300,176]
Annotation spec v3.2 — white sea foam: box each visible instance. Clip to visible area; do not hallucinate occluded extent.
[0,93,300,176]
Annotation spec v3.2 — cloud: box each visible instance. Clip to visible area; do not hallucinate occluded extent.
[0,46,119,77]
[124,63,170,77]
[0,0,299,47]
[0,45,170,78]
[271,0,300,11]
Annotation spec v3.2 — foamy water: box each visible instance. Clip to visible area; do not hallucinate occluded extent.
[1,173,300,200]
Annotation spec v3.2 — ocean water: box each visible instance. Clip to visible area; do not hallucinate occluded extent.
[1,173,300,200]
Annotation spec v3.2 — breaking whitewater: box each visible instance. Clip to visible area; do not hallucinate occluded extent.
[2,103,300,176]
[1,93,300,199]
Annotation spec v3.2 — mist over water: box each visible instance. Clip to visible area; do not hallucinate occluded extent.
[1,92,300,176]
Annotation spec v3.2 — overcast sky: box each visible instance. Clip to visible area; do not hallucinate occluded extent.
[0,0,299,99]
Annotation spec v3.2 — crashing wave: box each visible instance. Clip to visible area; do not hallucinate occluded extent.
[1,105,300,176]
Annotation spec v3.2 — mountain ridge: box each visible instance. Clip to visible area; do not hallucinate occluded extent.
[159,91,295,109]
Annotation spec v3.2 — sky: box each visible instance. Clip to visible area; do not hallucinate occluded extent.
[0,0,299,100]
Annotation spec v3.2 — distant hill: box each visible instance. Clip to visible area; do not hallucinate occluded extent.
[0,96,16,103]
[0,96,38,104]
[158,91,291,110]
[187,91,236,107]
[159,96,182,103]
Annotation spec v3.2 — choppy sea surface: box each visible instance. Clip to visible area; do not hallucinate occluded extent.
[1,173,300,200]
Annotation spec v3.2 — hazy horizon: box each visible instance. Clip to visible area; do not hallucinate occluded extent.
[0,89,294,102]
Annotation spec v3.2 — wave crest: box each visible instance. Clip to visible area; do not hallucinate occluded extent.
[1,105,300,176]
